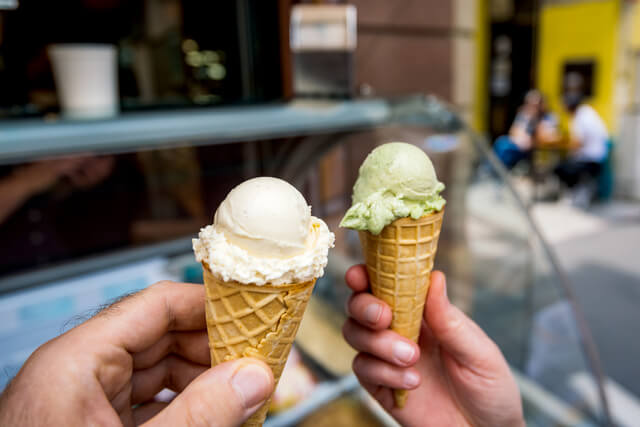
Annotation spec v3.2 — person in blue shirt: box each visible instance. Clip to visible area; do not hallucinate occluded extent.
[494,90,560,170]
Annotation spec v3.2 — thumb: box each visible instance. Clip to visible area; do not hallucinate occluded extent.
[425,272,501,369]
[144,358,274,427]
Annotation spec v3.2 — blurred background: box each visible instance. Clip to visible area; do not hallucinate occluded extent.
[0,0,639,426]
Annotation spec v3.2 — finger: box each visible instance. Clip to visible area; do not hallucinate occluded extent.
[352,353,421,390]
[417,318,438,353]
[345,264,369,292]
[342,319,420,367]
[133,330,210,369]
[131,355,208,404]
[347,293,392,330]
[84,281,206,353]
[133,402,168,425]
[425,271,504,370]
[358,380,394,412]
[142,358,274,427]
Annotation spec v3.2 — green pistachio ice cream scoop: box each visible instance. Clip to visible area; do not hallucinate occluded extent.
[340,142,446,235]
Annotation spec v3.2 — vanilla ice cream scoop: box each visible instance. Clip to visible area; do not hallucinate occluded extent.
[193,177,335,286]
[215,177,311,258]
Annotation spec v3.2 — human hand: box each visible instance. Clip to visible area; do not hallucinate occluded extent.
[12,157,86,194]
[343,266,524,427]
[0,281,275,426]
[66,155,115,190]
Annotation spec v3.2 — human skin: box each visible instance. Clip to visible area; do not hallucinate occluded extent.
[343,267,525,427]
[0,155,115,224]
[0,281,274,427]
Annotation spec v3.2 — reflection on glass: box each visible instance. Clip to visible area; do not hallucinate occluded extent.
[0,143,250,277]
[0,99,609,424]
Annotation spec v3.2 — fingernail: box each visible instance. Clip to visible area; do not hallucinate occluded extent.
[393,341,415,364]
[232,363,272,409]
[404,370,420,388]
[364,304,382,324]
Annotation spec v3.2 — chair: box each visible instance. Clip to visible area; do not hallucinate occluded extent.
[597,140,614,201]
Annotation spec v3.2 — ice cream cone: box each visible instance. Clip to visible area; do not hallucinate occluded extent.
[358,209,444,408]
[202,263,316,427]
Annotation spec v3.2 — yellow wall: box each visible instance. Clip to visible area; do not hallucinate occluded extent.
[537,0,620,131]
[633,2,640,49]
[473,0,489,133]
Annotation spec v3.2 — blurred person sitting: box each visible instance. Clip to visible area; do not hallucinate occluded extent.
[493,90,560,170]
[0,155,144,276]
[0,156,114,225]
[554,81,609,207]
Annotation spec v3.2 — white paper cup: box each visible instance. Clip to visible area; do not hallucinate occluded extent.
[48,44,119,119]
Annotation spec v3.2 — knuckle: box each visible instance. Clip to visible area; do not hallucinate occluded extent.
[357,295,370,309]
[432,310,465,339]
[342,321,370,350]
[182,377,237,427]
[184,393,211,427]
[349,294,365,312]
[352,352,373,373]
[150,280,176,292]
[376,364,392,381]
[445,315,466,337]
[33,337,56,356]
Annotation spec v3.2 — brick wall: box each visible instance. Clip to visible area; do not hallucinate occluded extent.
[352,0,479,118]
[313,1,480,311]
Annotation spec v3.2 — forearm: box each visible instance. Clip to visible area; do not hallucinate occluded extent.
[0,174,38,224]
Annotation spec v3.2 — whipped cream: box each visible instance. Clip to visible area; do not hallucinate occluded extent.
[193,217,334,286]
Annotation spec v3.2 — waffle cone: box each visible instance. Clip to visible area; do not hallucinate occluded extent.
[358,209,444,408]
[202,264,316,427]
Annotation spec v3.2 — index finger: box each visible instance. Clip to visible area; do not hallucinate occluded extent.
[85,281,206,353]
[345,264,370,292]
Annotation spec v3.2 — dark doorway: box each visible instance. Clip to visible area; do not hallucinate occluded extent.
[488,0,538,140]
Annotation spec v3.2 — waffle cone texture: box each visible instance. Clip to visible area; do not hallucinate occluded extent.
[358,209,444,408]
[202,264,316,427]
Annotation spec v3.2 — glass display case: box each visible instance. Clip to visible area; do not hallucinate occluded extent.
[0,1,285,118]
[0,95,610,426]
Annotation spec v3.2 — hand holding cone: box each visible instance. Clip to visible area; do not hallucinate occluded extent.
[193,177,334,426]
[203,266,316,426]
[359,210,444,407]
[340,142,446,408]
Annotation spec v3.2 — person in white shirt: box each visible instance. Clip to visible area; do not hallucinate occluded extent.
[554,91,609,195]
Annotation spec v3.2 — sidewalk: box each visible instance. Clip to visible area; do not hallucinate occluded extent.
[532,198,640,423]
[467,178,640,423]
[532,200,640,391]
